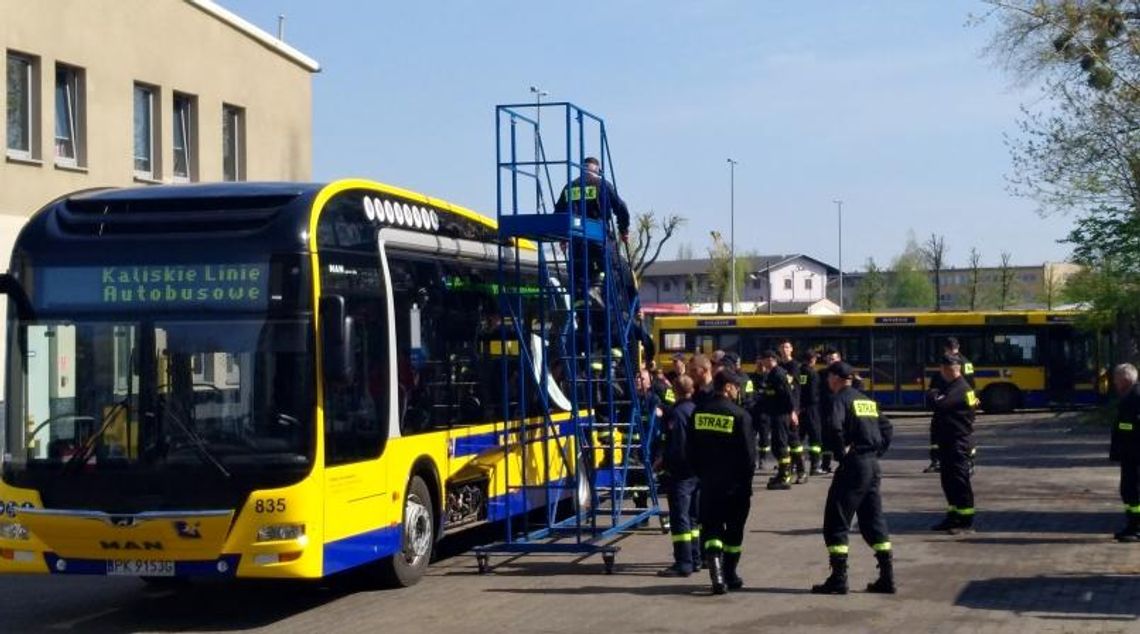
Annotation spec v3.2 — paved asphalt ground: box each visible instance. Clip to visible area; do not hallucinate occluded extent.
[2,411,1139,634]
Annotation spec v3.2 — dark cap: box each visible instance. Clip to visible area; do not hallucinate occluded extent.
[671,352,686,361]
[759,349,778,361]
[939,353,963,367]
[828,361,856,380]
[944,336,960,349]
[714,369,747,390]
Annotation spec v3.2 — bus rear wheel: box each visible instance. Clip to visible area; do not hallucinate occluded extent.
[981,384,1019,414]
[380,475,434,587]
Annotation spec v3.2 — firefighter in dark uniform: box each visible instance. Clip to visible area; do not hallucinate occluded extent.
[1109,363,1140,541]
[798,349,824,476]
[812,361,896,595]
[759,349,797,490]
[816,348,845,474]
[777,338,807,483]
[750,352,772,472]
[928,354,979,534]
[925,337,976,473]
[690,369,756,594]
[656,375,702,576]
[688,354,715,406]
[554,156,631,284]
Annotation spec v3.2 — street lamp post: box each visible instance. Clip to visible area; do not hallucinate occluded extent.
[833,199,844,310]
[727,158,738,313]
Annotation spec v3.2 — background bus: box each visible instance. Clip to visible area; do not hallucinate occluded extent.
[651,311,1109,412]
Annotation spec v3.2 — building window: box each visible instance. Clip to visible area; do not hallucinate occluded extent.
[662,280,672,292]
[804,277,813,290]
[54,63,84,167]
[173,92,197,181]
[752,278,763,289]
[6,51,38,159]
[783,278,792,290]
[133,83,156,178]
[222,104,245,181]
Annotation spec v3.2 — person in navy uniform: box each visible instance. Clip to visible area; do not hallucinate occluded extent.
[1110,363,1140,541]
[812,361,895,595]
[655,376,702,576]
[928,354,979,534]
[554,156,632,294]
[925,337,977,473]
[690,369,756,594]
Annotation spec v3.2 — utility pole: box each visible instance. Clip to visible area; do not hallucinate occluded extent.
[833,199,844,311]
[727,158,738,313]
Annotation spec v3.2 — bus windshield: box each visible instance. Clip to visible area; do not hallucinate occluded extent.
[4,316,314,507]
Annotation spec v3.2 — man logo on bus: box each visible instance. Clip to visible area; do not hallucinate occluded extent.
[173,520,202,539]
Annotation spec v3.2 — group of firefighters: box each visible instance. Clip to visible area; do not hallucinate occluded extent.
[640,337,981,596]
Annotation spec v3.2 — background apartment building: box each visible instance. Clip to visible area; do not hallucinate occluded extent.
[1,0,319,398]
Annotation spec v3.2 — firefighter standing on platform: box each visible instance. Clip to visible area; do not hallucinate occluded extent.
[1109,363,1140,541]
[928,354,978,534]
[798,349,825,476]
[690,369,756,595]
[812,361,896,595]
[656,375,702,576]
[926,337,976,474]
[759,349,798,490]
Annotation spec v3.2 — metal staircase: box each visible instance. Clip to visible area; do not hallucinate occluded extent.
[472,101,662,574]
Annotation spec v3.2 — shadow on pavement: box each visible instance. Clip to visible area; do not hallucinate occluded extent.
[885,510,1120,535]
[955,574,1140,620]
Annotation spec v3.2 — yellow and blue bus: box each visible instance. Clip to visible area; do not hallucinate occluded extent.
[652,311,1108,412]
[0,180,584,585]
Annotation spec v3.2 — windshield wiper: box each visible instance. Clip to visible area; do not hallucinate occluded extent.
[64,399,129,472]
[161,407,232,479]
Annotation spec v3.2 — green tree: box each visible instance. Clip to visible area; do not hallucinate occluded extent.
[888,235,935,309]
[705,232,750,314]
[853,258,888,312]
[983,0,1140,359]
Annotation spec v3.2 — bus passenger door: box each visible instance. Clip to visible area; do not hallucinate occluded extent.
[1045,331,1077,406]
[869,332,898,407]
[896,333,925,407]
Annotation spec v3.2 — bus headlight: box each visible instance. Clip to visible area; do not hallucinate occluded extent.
[0,522,30,541]
[256,523,305,542]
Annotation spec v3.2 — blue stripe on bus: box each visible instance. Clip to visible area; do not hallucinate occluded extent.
[486,476,573,522]
[43,553,240,577]
[452,421,580,458]
[322,525,403,576]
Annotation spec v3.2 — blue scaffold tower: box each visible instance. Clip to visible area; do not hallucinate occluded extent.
[472,102,662,574]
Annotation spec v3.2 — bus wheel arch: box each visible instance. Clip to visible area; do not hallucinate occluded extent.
[379,458,440,588]
[981,383,1021,413]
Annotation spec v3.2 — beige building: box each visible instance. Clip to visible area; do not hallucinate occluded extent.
[2,0,318,398]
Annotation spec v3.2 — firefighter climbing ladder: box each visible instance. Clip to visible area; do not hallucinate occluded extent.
[472,102,662,574]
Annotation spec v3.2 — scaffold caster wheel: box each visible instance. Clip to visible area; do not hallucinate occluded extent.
[602,553,615,574]
[476,554,489,575]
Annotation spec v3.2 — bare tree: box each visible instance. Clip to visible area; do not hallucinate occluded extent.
[628,212,686,278]
[923,234,947,311]
[967,247,983,311]
[675,242,694,260]
[1039,262,1067,310]
[705,232,749,314]
[998,251,1018,310]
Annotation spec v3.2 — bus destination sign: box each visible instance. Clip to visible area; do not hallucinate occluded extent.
[37,263,270,311]
[874,316,916,325]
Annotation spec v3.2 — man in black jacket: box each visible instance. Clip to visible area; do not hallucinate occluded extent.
[798,349,824,476]
[928,354,979,534]
[758,349,798,490]
[1110,363,1140,541]
[657,376,702,576]
[925,337,977,473]
[812,362,896,595]
[691,370,756,594]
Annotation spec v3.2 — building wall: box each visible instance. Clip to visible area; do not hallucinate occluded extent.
[1,0,315,395]
[768,261,826,303]
[640,257,830,306]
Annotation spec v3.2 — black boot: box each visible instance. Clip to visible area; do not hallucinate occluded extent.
[811,554,848,595]
[931,513,957,532]
[707,552,727,595]
[809,453,822,476]
[1115,514,1140,542]
[948,513,975,535]
[866,551,896,594]
[819,453,833,474]
[658,541,693,577]
[793,453,808,484]
[767,463,791,490]
[723,552,743,590]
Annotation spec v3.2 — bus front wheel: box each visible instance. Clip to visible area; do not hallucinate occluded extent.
[380,475,435,587]
[981,384,1019,414]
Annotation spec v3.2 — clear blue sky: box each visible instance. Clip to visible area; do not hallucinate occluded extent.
[225,0,1074,272]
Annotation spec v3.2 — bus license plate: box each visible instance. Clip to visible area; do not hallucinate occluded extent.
[106,559,175,576]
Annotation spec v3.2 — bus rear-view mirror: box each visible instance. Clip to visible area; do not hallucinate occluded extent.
[319,294,355,386]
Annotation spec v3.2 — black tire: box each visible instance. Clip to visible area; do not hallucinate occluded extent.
[380,475,435,587]
[981,384,1018,414]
